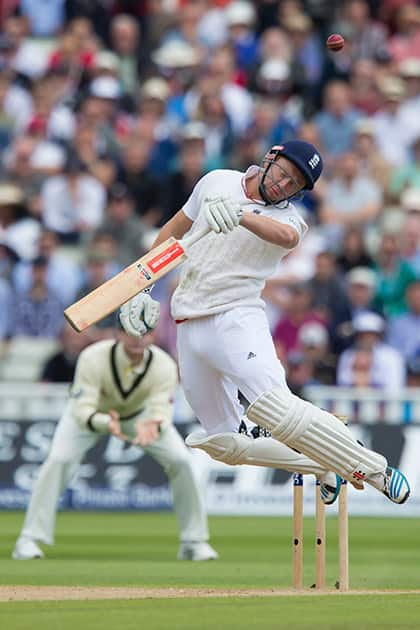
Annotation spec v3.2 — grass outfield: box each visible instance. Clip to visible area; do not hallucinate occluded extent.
[1,511,420,629]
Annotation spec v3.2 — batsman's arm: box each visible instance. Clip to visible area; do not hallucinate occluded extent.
[153,204,299,250]
[240,212,300,249]
[151,210,193,249]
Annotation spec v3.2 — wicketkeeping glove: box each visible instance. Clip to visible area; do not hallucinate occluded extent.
[204,196,242,234]
[119,291,160,338]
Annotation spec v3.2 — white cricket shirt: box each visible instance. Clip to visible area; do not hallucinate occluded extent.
[171,167,308,320]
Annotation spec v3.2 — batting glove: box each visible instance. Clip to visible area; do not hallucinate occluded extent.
[119,292,160,338]
[204,196,242,234]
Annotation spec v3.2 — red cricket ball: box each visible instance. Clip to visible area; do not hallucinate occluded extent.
[326,33,345,52]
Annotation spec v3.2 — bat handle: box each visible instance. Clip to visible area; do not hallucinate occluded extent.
[180,199,255,249]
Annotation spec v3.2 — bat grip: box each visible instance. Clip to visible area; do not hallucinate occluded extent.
[180,199,255,249]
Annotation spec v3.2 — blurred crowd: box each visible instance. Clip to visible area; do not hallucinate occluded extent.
[1,0,420,392]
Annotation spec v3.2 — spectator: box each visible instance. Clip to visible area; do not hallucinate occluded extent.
[0,66,33,135]
[399,56,420,104]
[0,72,17,152]
[133,77,179,176]
[388,5,420,64]
[86,230,120,277]
[349,59,381,115]
[14,255,64,338]
[161,123,207,225]
[399,196,420,275]
[118,136,161,225]
[387,280,420,362]
[0,240,18,282]
[331,266,378,354]
[307,250,350,324]
[41,152,106,243]
[319,151,382,249]
[337,311,406,390]
[187,44,254,136]
[286,350,320,397]
[19,0,65,37]
[352,119,392,193]
[406,351,420,389]
[371,76,411,166]
[373,231,417,317]
[398,57,420,139]
[339,346,376,388]
[225,1,259,74]
[336,226,375,274]
[77,81,125,153]
[13,229,82,307]
[109,14,143,99]
[389,136,420,199]
[74,249,119,333]
[244,95,296,160]
[297,321,337,385]
[334,0,389,62]
[282,11,324,112]
[0,182,41,260]
[193,91,235,168]
[47,17,96,76]
[313,81,361,159]
[41,321,93,382]
[272,282,326,361]
[152,38,202,131]
[1,135,45,214]
[69,118,116,190]
[97,184,149,268]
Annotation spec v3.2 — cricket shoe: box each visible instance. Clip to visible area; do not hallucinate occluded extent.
[177,542,219,561]
[318,472,341,505]
[382,467,410,504]
[12,537,44,560]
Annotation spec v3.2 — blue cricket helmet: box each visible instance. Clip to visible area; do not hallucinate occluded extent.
[265,141,323,190]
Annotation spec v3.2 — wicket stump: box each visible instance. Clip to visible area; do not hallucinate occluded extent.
[292,473,349,591]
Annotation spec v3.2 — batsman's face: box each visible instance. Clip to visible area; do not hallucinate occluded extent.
[261,156,306,203]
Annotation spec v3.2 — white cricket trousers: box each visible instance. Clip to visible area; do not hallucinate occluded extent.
[177,306,289,435]
[20,406,209,545]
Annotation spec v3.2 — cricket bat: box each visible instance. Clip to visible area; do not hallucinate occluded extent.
[64,224,211,332]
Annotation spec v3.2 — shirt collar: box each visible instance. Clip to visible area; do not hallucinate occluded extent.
[241,165,265,205]
[117,342,150,376]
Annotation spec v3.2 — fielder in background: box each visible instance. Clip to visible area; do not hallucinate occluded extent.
[13,327,218,561]
[120,141,410,505]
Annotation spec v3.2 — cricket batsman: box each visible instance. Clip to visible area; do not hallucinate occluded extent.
[119,140,410,505]
[13,328,218,561]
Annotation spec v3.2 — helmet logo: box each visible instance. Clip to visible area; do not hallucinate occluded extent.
[308,153,320,170]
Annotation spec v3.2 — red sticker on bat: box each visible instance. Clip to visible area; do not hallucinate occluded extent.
[146,242,185,273]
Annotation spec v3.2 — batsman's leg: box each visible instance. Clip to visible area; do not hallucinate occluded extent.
[186,429,340,505]
[247,387,410,504]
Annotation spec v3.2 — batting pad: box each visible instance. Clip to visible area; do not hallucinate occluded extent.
[247,388,386,484]
[186,429,326,474]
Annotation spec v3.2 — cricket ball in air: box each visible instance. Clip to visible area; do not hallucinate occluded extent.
[326,33,345,52]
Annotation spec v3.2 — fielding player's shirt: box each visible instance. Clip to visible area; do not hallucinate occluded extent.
[171,167,308,320]
[68,340,178,431]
